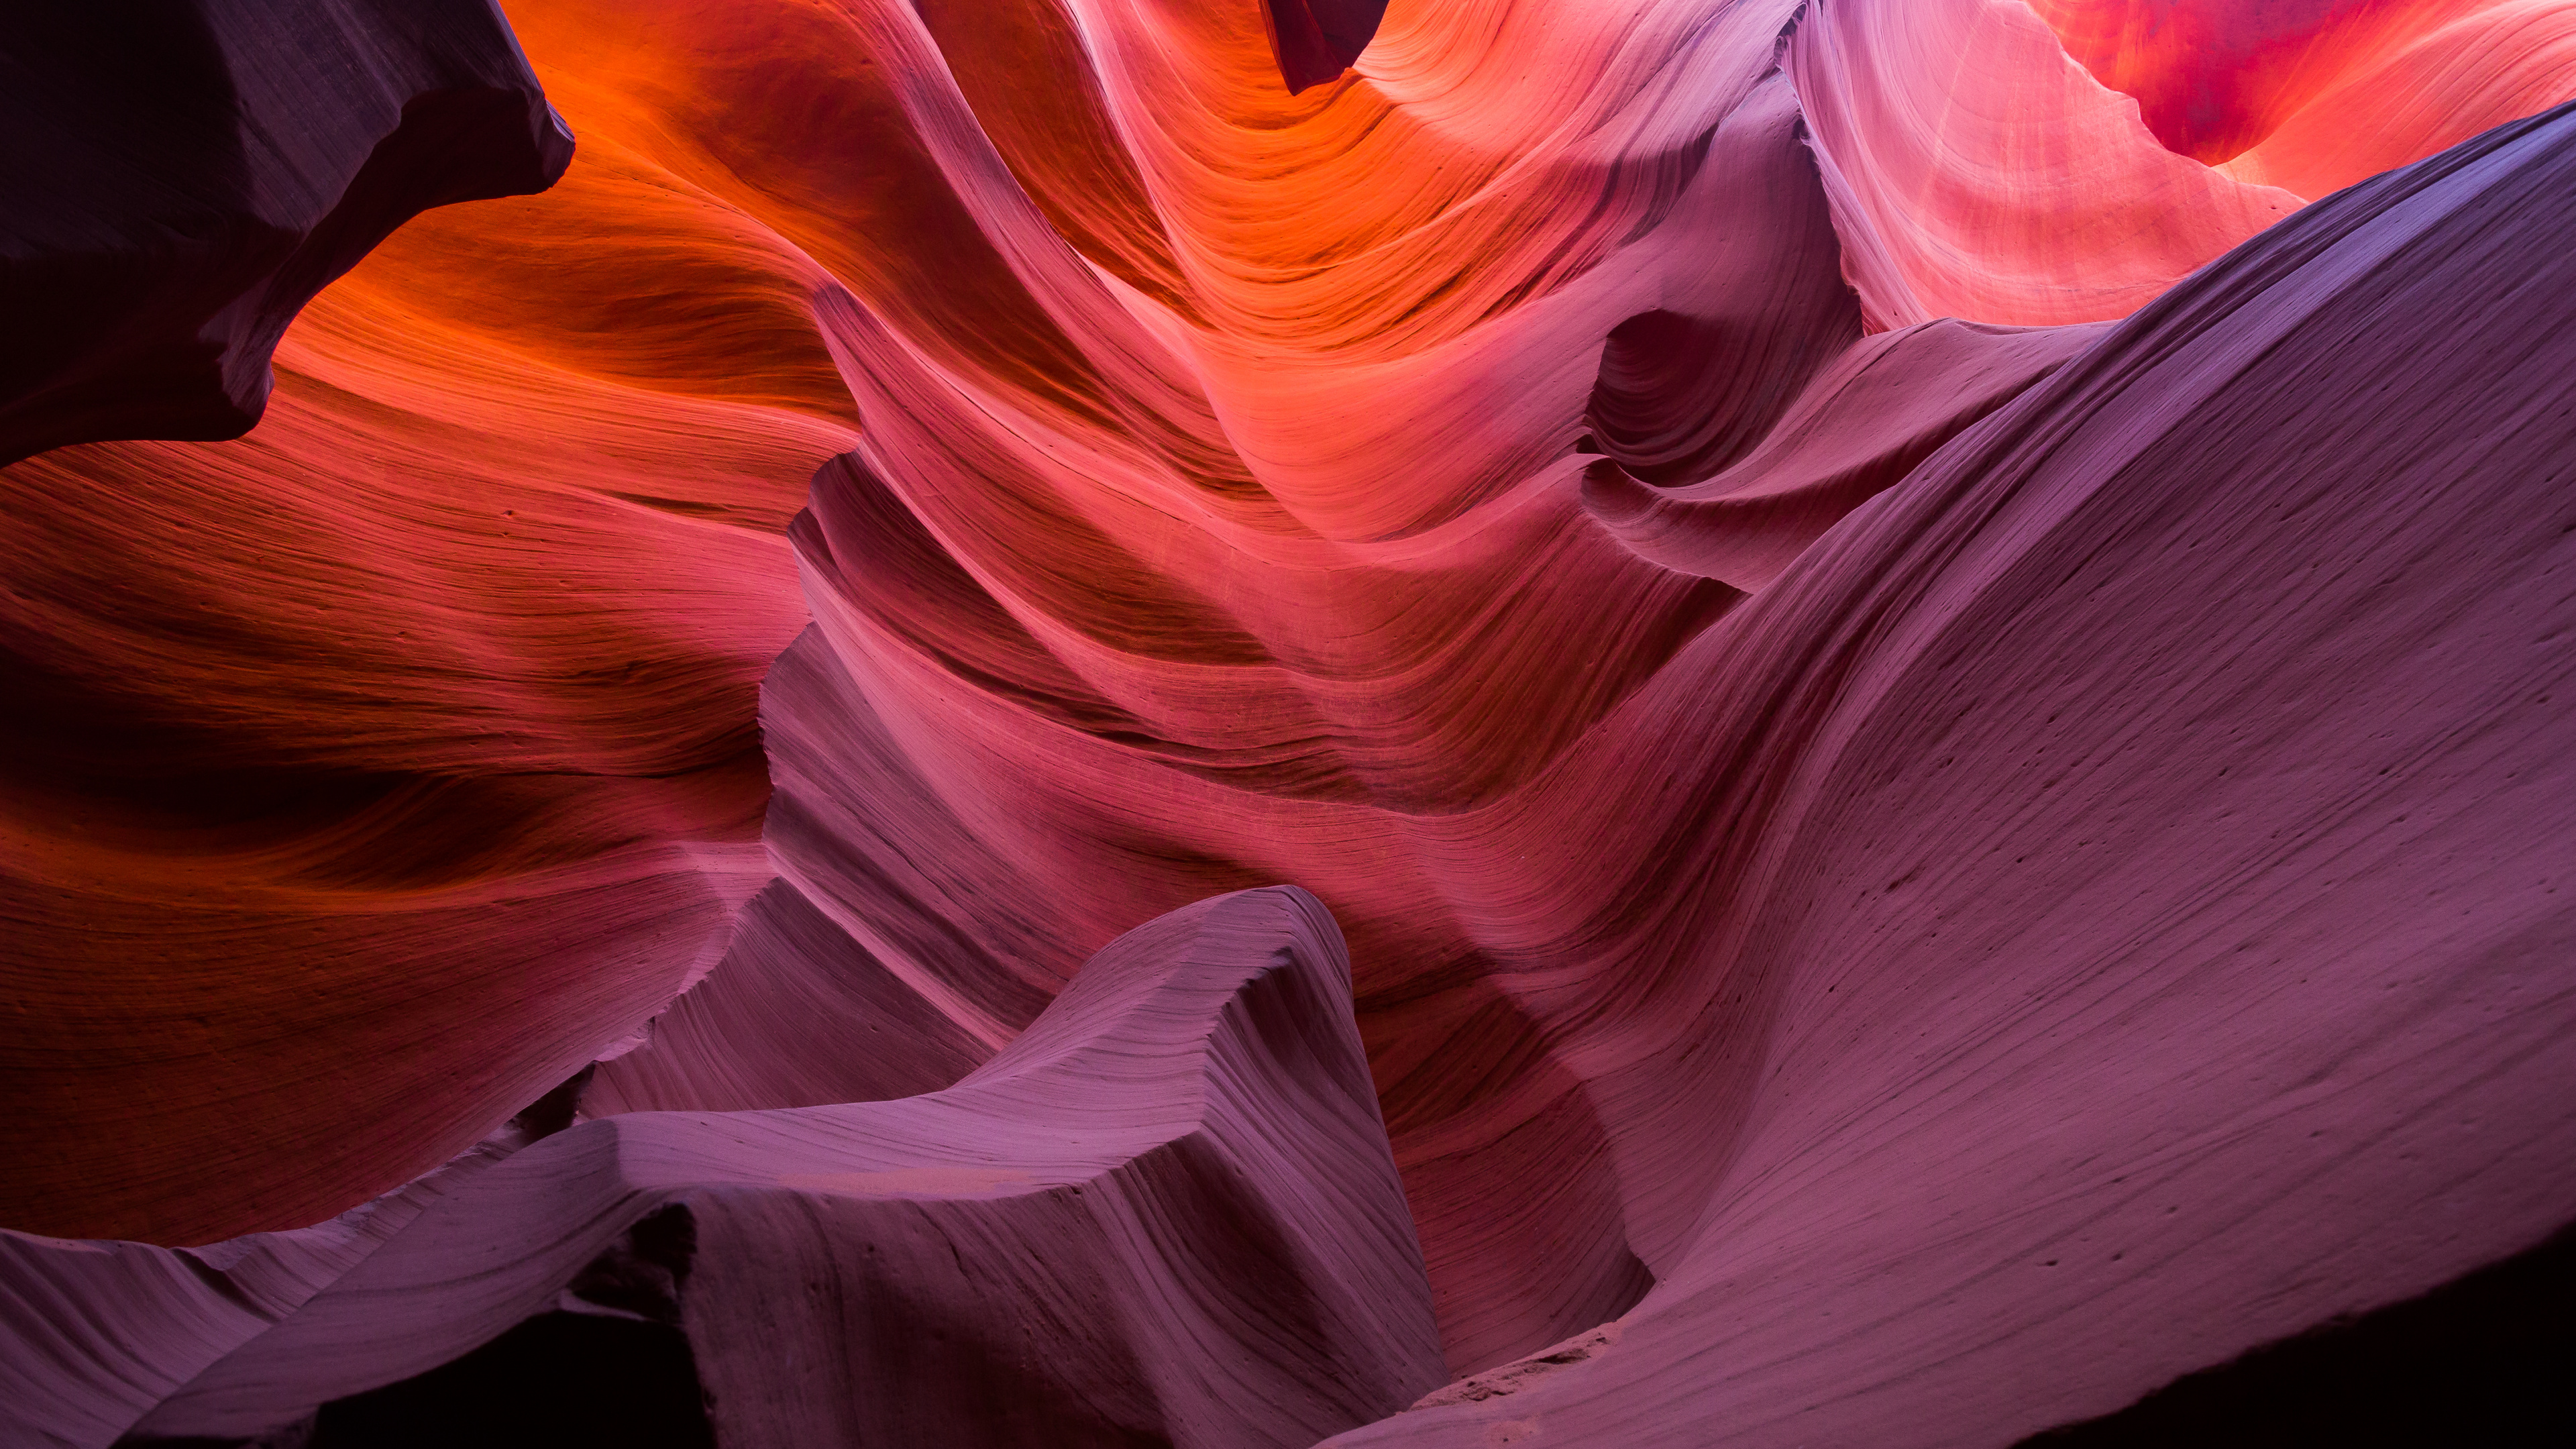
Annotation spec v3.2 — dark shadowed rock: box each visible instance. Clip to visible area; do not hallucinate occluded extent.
[1263,0,1389,92]
[0,0,572,464]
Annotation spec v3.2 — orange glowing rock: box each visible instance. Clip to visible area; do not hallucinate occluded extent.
[8,3,2576,1443]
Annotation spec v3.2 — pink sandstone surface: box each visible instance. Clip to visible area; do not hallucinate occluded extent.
[3,1,2574,1444]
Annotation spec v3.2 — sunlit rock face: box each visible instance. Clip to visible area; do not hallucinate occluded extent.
[5,1,2576,1444]
[1796,0,2576,327]
[2032,0,2576,182]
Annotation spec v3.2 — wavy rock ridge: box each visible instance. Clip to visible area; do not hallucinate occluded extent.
[11,888,1441,1448]
[4,0,2576,1444]
[1328,88,2576,1449]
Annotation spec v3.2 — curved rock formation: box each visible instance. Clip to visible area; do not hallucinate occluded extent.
[1265,0,1392,91]
[0,0,572,464]
[1792,0,2576,329]
[6,0,2576,1442]
[0,0,858,1245]
[2033,0,2576,194]
[2207,0,2576,199]
[1327,93,2576,1449]
[576,0,2576,1384]
[1789,0,2301,327]
[1581,316,2102,588]
[8,887,1442,1448]
[1,1136,523,1449]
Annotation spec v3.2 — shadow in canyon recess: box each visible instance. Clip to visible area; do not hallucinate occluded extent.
[2019,1220,2576,1448]
[162,1218,2576,1446]
[83,888,1440,1449]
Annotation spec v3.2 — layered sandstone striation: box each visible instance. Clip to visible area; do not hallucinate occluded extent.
[9,888,1442,1448]
[0,0,858,1244]
[5,1,2575,1443]
[1332,92,2576,1449]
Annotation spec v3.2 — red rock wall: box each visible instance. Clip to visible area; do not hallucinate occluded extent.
[5,1,2575,1442]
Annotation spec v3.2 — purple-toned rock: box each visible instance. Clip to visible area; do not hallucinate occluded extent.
[1263,0,1389,92]
[5,887,1442,1448]
[1326,95,2576,1449]
[0,0,572,464]
[1582,317,2102,589]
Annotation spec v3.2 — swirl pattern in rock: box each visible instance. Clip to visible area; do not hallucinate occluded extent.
[9,888,1442,1449]
[5,0,2576,1441]
[1327,92,2576,1449]
[0,0,858,1246]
